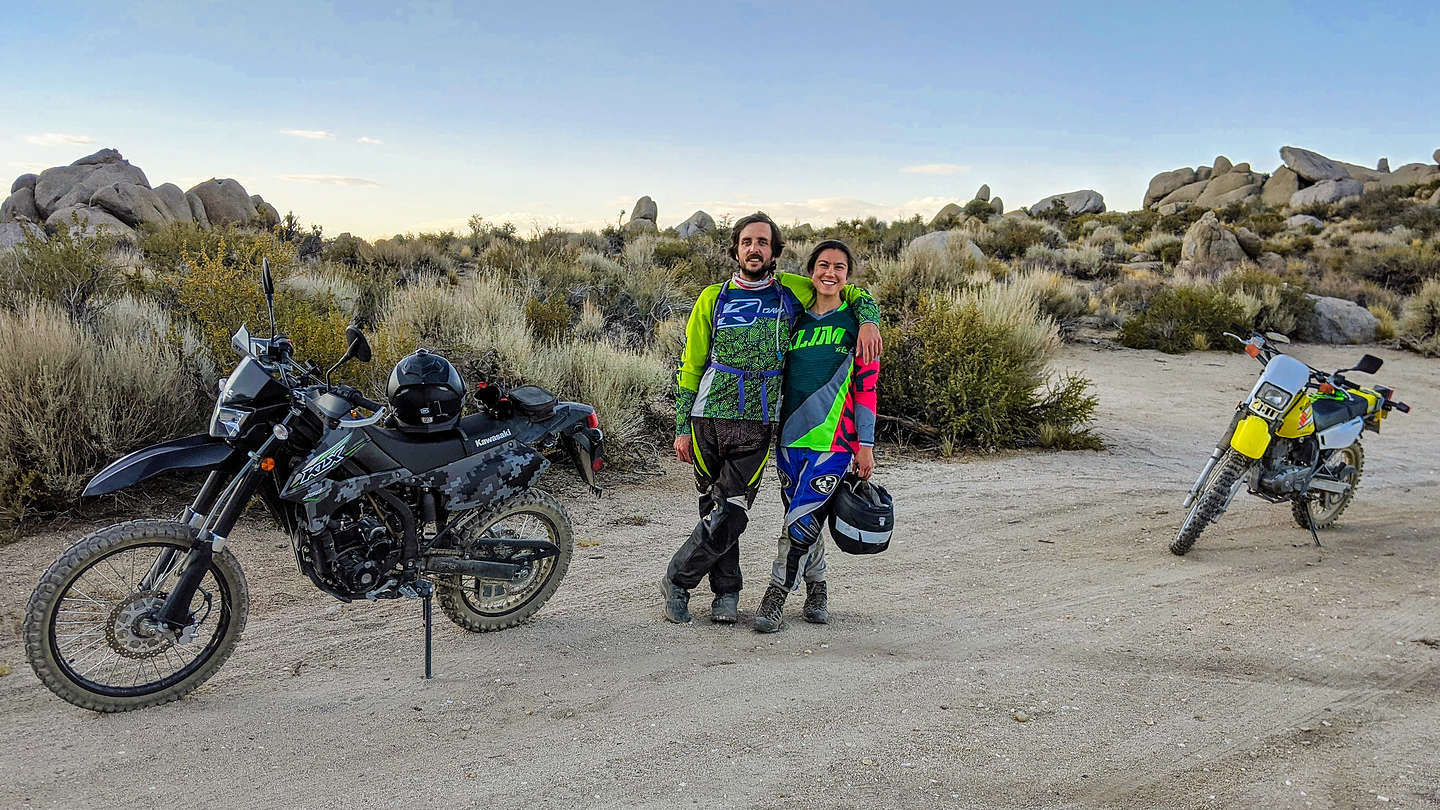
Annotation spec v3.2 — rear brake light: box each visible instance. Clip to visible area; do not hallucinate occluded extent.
[586,412,600,429]
[1244,344,1261,358]
[591,458,604,472]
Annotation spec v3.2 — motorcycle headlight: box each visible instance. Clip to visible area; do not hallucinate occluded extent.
[1255,382,1292,410]
[209,404,253,439]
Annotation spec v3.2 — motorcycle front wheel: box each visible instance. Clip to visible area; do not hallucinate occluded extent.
[435,489,574,632]
[1172,449,1253,556]
[23,520,248,712]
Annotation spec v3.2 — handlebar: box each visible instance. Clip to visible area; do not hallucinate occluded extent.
[330,385,384,413]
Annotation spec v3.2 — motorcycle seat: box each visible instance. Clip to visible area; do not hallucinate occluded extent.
[1312,395,1368,432]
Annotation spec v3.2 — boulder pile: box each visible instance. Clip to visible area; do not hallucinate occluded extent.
[1,148,279,244]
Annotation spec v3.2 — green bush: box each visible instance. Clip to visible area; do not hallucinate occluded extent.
[1066,210,1159,244]
[963,199,994,219]
[0,218,122,322]
[978,218,1061,260]
[1156,206,1207,236]
[1345,242,1440,295]
[1335,185,1440,237]
[1399,279,1440,356]
[1120,284,1245,354]
[879,283,1099,451]
[1219,267,1312,336]
[524,294,571,342]
[867,238,982,315]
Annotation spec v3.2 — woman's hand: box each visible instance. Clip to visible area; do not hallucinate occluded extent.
[857,322,883,362]
[855,445,875,479]
[674,434,693,464]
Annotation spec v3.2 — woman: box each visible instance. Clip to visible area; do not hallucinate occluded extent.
[754,239,879,633]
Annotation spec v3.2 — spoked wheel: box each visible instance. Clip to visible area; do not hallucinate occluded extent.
[23,520,248,712]
[1172,449,1253,556]
[436,490,573,632]
[1293,441,1364,530]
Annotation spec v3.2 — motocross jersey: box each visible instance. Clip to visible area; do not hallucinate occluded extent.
[778,301,879,452]
[674,273,880,435]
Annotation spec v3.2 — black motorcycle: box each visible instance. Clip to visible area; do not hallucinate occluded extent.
[23,261,604,712]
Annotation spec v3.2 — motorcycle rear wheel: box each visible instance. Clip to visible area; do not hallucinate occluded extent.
[1293,441,1364,530]
[23,520,248,712]
[436,490,573,632]
[1172,449,1252,556]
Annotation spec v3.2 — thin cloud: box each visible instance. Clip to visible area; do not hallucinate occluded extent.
[25,133,95,146]
[279,174,380,187]
[279,129,337,140]
[356,136,383,145]
[900,163,970,175]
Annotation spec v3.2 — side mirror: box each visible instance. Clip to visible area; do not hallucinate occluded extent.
[261,257,275,298]
[1352,354,1383,375]
[345,324,372,363]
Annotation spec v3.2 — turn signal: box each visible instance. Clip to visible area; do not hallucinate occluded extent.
[1244,344,1261,358]
[1319,382,1335,394]
[259,457,276,472]
[586,411,600,429]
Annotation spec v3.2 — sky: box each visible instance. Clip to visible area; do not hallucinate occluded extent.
[3,1,1438,239]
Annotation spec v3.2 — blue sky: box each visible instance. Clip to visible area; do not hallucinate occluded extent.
[4,1,1437,238]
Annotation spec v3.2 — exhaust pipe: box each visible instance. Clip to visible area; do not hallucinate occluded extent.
[423,556,525,580]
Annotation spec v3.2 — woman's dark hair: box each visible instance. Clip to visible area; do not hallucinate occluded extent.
[729,211,785,262]
[804,239,858,278]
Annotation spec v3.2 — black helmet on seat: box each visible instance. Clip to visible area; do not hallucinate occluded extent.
[386,349,465,433]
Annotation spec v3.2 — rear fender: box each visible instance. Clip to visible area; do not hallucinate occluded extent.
[83,434,239,497]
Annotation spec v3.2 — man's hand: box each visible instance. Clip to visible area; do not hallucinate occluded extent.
[855,445,875,479]
[857,322,883,362]
[674,434,693,464]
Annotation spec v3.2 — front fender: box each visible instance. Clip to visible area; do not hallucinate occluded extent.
[1229,415,1273,460]
[83,434,239,497]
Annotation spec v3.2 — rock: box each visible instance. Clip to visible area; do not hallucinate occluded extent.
[1195,172,1263,208]
[929,202,964,227]
[0,220,46,251]
[250,195,280,228]
[1144,167,1197,208]
[90,182,173,228]
[973,184,990,202]
[153,183,192,223]
[906,230,986,265]
[1363,181,1382,195]
[11,174,37,194]
[1303,295,1377,344]
[187,179,257,226]
[1378,163,1440,189]
[1289,178,1363,208]
[1431,187,1440,207]
[1181,211,1246,267]
[73,148,126,166]
[1261,167,1301,207]
[990,197,1003,215]
[33,158,150,217]
[1215,184,1263,207]
[1280,146,1350,182]
[1013,711,1031,723]
[1119,261,1163,274]
[629,195,657,224]
[1156,202,1190,216]
[1232,163,1251,173]
[623,218,657,235]
[1213,156,1233,176]
[674,210,715,238]
[1286,214,1325,230]
[1377,158,1390,172]
[1434,148,1440,165]
[1338,161,1386,183]
[298,232,324,260]
[1235,226,1262,259]
[1,187,42,224]
[44,204,137,241]
[1259,252,1287,273]
[1158,180,1209,207]
[187,192,210,228]
[1195,166,1213,182]
[1028,189,1104,217]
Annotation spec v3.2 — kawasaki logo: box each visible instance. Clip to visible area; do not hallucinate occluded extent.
[474,430,512,448]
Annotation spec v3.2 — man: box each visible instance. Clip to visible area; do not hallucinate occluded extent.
[661,212,882,624]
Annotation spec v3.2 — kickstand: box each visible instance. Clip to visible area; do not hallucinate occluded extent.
[1305,499,1322,549]
[421,582,434,680]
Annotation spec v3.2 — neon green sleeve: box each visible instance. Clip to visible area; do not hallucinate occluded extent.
[777,272,881,325]
[675,283,721,435]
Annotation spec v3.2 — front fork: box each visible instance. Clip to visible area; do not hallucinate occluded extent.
[1183,410,1244,509]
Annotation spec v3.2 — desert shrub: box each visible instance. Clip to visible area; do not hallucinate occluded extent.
[369,236,454,281]
[1138,232,1181,260]
[324,232,372,267]
[1262,234,1314,257]
[1085,225,1131,258]
[1066,210,1159,244]
[867,238,982,315]
[1218,267,1311,336]
[1120,284,1244,354]
[1398,279,1440,356]
[962,199,994,219]
[652,238,695,268]
[525,339,671,458]
[1308,270,1404,316]
[879,282,1099,450]
[977,218,1061,260]
[1008,270,1089,323]
[1060,244,1116,280]
[1239,208,1287,238]
[0,303,209,527]
[1347,227,1416,251]
[1335,185,1440,237]
[524,294,571,342]
[0,220,122,322]
[1344,242,1440,294]
[1156,206,1207,236]
[281,263,363,317]
[1370,305,1398,341]
[1096,274,1164,326]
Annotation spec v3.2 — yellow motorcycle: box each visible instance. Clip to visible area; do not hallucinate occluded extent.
[1172,332,1410,555]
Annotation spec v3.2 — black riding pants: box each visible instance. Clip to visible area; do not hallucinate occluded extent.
[666,417,773,595]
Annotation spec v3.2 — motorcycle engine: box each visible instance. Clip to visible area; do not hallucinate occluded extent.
[318,507,401,596]
[1260,439,1319,495]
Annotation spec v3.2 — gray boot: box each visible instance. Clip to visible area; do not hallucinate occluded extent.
[660,576,692,624]
[802,581,829,624]
[753,584,787,633]
[711,592,739,624]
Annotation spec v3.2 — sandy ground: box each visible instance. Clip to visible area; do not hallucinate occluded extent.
[1,342,1437,810]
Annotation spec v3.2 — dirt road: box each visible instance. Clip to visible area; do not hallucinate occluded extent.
[2,343,1437,809]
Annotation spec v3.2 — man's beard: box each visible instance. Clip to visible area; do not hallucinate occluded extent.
[737,256,776,280]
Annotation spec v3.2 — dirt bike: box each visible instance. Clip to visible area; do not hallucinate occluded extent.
[23,260,605,711]
[1172,331,1410,556]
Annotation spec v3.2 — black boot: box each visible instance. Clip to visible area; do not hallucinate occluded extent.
[802,581,828,624]
[753,584,787,633]
[711,592,739,624]
[660,576,692,624]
